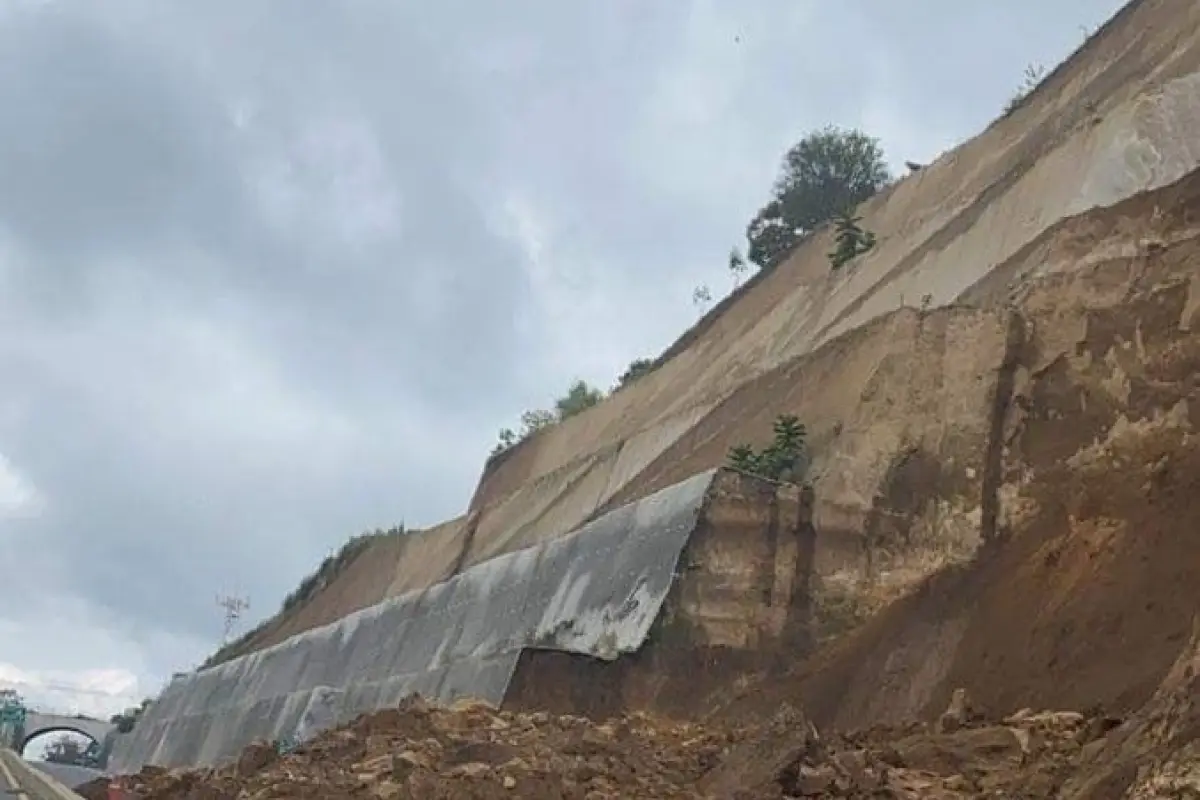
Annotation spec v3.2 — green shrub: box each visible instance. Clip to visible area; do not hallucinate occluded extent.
[827,209,877,270]
[615,358,655,390]
[726,414,810,484]
[491,380,606,456]
[1004,63,1046,114]
[746,127,890,268]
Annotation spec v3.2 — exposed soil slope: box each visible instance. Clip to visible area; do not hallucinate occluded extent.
[214,516,467,661]
[123,173,1200,798]
[702,170,1200,733]
[457,0,1200,572]
[195,173,1200,782]
[117,647,1200,799]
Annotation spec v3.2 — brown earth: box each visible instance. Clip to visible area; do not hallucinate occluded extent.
[212,515,469,660]
[696,168,1200,734]
[454,0,1200,569]
[713,432,1200,733]
[504,475,814,723]
[113,638,1200,799]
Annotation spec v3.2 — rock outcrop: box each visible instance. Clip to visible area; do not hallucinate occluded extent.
[713,173,1200,731]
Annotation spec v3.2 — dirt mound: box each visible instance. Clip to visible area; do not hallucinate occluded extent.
[76,779,110,800]
[712,427,1200,746]
[1060,617,1200,798]
[117,687,1199,799]
[125,696,737,799]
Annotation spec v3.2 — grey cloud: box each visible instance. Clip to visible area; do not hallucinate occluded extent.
[0,8,247,273]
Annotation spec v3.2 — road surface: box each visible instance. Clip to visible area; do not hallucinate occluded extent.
[29,761,106,791]
[0,748,87,799]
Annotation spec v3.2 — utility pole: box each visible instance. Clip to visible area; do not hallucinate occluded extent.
[215,593,250,645]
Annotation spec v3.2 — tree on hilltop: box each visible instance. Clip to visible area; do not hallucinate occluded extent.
[616,358,655,390]
[746,126,891,268]
[491,379,606,455]
[555,379,604,419]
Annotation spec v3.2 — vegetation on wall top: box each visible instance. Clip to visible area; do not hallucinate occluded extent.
[493,126,892,461]
[745,126,890,270]
[727,414,810,485]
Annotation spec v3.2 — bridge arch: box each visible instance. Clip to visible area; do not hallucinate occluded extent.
[18,713,116,761]
[20,726,98,757]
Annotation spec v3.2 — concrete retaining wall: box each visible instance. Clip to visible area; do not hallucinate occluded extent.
[110,471,718,773]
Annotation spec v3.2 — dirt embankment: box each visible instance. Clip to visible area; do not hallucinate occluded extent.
[113,55,1200,800]
[709,168,1200,734]
[211,166,1200,706]
[459,0,1200,553]
[206,171,1200,752]
[114,626,1200,799]
[211,516,470,662]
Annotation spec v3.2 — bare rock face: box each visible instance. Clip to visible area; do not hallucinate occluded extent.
[698,703,820,798]
[1060,617,1200,799]
[235,740,278,776]
[936,688,976,734]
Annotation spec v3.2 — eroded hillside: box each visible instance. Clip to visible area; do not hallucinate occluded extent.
[112,618,1200,798]
[212,0,1200,666]
[118,0,1200,792]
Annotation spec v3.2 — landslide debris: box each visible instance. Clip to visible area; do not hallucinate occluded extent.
[127,695,737,800]
[119,685,1200,799]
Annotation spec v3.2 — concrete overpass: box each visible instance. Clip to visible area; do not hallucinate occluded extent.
[18,712,116,756]
[0,705,114,789]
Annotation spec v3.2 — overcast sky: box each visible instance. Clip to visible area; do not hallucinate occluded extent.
[0,0,1126,720]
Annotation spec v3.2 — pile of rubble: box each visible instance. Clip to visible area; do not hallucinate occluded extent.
[109,686,1196,800]
[699,694,1124,799]
[123,695,741,799]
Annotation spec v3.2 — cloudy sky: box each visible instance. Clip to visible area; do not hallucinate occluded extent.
[0,0,1126,721]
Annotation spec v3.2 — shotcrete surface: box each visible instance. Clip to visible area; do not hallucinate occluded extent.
[110,471,715,772]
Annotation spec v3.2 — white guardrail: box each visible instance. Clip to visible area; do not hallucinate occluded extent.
[0,747,89,800]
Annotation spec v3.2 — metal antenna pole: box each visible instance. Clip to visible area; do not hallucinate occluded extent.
[215,593,250,645]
